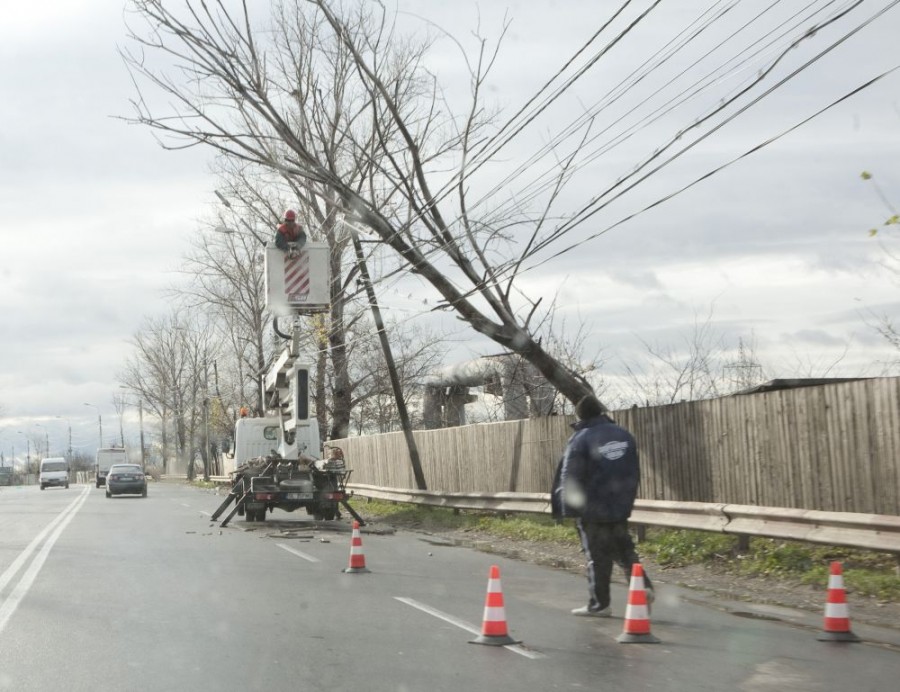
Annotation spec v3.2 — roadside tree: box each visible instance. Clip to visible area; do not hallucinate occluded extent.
[122,0,892,410]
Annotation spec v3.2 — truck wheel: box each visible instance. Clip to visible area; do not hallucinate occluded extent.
[106,488,111,498]
[141,487,147,498]
[40,485,45,491]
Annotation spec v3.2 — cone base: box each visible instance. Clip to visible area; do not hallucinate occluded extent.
[617,632,661,644]
[816,630,860,642]
[469,634,521,646]
[342,566,371,573]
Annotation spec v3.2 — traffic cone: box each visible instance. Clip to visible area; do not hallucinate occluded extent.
[342,520,371,573]
[816,561,860,642]
[617,563,660,644]
[470,565,521,646]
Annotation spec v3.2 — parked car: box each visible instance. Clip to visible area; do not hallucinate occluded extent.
[105,464,147,498]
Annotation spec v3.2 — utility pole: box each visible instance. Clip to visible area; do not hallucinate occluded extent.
[35,424,49,458]
[84,403,102,449]
[57,416,73,460]
[139,399,146,470]
[17,432,30,474]
[349,228,427,490]
[203,361,210,482]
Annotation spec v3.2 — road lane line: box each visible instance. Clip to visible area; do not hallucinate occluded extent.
[199,511,212,517]
[0,488,88,596]
[0,486,91,635]
[277,543,321,563]
[181,503,192,508]
[394,597,545,659]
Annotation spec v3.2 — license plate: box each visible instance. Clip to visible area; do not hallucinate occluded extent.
[286,492,313,500]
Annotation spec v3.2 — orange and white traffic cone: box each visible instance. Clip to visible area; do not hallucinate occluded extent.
[617,563,660,644]
[342,520,371,573]
[816,561,860,642]
[470,565,521,646]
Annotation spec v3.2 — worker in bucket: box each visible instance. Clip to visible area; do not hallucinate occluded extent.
[551,394,654,617]
[274,209,307,253]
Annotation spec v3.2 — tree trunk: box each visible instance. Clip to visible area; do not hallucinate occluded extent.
[328,239,351,440]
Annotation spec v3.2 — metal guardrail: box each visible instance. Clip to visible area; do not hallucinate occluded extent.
[347,484,900,553]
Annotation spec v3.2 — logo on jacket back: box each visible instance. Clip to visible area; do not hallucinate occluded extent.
[598,440,629,460]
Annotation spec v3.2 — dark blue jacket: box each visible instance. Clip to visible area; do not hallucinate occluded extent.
[551,415,640,522]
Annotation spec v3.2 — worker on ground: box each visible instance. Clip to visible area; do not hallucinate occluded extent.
[274,209,307,253]
[551,393,654,617]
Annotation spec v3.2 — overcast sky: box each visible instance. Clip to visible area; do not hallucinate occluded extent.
[1,1,899,460]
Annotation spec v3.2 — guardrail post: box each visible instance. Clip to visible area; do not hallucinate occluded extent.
[635,525,647,543]
[735,534,751,554]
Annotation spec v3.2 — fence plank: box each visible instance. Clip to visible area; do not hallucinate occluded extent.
[333,377,900,514]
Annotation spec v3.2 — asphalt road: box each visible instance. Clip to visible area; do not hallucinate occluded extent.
[1,481,898,691]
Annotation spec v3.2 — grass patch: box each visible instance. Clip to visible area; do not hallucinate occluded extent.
[638,529,736,567]
[190,479,219,490]
[357,500,900,601]
[357,499,579,544]
[639,528,900,601]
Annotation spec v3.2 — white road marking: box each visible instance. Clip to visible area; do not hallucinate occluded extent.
[180,503,191,508]
[0,491,83,595]
[199,511,212,517]
[394,597,545,659]
[0,486,91,635]
[277,543,321,563]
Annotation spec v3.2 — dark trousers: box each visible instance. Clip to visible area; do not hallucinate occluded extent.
[576,519,652,611]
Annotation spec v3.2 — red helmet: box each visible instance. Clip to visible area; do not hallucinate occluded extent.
[283,209,297,222]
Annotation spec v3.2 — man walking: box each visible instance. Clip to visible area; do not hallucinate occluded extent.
[551,394,653,617]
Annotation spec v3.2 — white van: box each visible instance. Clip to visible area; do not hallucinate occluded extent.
[40,457,70,490]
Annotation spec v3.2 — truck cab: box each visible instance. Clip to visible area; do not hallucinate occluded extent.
[226,355,322,471]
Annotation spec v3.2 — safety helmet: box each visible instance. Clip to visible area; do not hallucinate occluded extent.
[283,209,297,222]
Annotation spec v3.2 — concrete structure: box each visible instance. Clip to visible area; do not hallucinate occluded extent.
[421,354,556,428]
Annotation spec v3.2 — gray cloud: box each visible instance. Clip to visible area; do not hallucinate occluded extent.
[2,0,899,453]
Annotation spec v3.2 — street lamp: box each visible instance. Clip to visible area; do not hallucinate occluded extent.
[83,403,102,449]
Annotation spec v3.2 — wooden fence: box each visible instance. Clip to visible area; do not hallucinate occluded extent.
[331,377,900,516]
